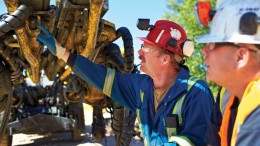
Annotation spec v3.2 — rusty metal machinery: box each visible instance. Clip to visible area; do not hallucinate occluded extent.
[0,0,137,145]
[0,59,12,143]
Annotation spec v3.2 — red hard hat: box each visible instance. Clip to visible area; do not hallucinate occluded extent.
[138,20,194,57]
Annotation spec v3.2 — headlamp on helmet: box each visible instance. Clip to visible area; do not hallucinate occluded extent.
[137,19,154,31]
[194,1,216,27]
[195,0,260,44]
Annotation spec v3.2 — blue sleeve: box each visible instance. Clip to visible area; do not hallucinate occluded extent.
[109,72,142,111]
[67,54,107,91]
[181,80,215,146]
[67,54,143,111]
[204,102,222,146]
[236,107,260,146]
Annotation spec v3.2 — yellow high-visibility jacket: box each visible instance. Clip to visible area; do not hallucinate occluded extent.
[231,78,260,146]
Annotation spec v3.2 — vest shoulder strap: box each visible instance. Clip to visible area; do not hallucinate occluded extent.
[219,87,231,114]
[172,76,199,127]
[167,76,199,146]
[137,76,200,146]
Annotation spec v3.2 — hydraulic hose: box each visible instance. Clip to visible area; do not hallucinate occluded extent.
[116,27,134,73]
[0,39,23,85]
[0,5,32,37]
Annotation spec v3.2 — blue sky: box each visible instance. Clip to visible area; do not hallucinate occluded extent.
[104,1,167,64]
[0,0,167,64]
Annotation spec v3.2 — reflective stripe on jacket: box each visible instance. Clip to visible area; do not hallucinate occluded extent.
[67,54,215,146]
[167,76,198,146]
[136,76,199,146]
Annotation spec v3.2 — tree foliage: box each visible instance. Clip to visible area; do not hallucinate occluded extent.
[163,0,219,97]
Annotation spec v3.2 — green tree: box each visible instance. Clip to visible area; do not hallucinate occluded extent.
[163,0,219,97]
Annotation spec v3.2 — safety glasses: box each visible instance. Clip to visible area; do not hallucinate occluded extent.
[206,42,258,53]
[205,42,240,50]
[140,44,155,53]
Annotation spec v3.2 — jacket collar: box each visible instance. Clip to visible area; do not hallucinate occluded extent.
[164,66,191,102]
[141,66,191,103]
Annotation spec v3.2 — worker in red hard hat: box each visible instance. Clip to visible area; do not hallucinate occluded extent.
[195,0,260,145]
[138,20,194,74]
[36,19,215,146]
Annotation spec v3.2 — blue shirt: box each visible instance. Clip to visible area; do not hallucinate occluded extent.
[68,54,215,146]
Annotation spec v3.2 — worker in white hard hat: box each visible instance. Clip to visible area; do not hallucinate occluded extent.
[195,0,260,145]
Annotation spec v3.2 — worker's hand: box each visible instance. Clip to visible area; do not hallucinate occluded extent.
[36,24,66,59]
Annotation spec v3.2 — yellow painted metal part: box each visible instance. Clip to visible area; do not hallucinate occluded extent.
[16,29,40,83]
[4,0,41,83]
[3,0,19,13]
[98,20,116,42]
[81,0,104,58]
[60,0,117,81]
[59,67,72,81]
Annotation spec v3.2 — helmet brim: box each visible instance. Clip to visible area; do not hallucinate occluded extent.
[195,34,224,43]
[137,37,157,45]
[195,33,260,44]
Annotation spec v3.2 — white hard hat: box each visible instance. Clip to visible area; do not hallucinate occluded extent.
[195,0,260,44]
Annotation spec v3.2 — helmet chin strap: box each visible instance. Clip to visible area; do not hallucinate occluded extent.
[178,59,185,66]
[174,54,185,66]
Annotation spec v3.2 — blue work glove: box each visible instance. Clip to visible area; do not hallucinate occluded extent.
[36,24,66,59]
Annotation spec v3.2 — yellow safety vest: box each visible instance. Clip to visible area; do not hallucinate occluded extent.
[231,78,260,146]
[218,87,231,115]
[218,87,234,146]
[136,76,199,146]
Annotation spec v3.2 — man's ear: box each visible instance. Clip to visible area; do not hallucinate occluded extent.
[161,55,170,65]
[237,47,250,68]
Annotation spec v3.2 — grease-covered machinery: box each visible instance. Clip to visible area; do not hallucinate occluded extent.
[0,0,137,145]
